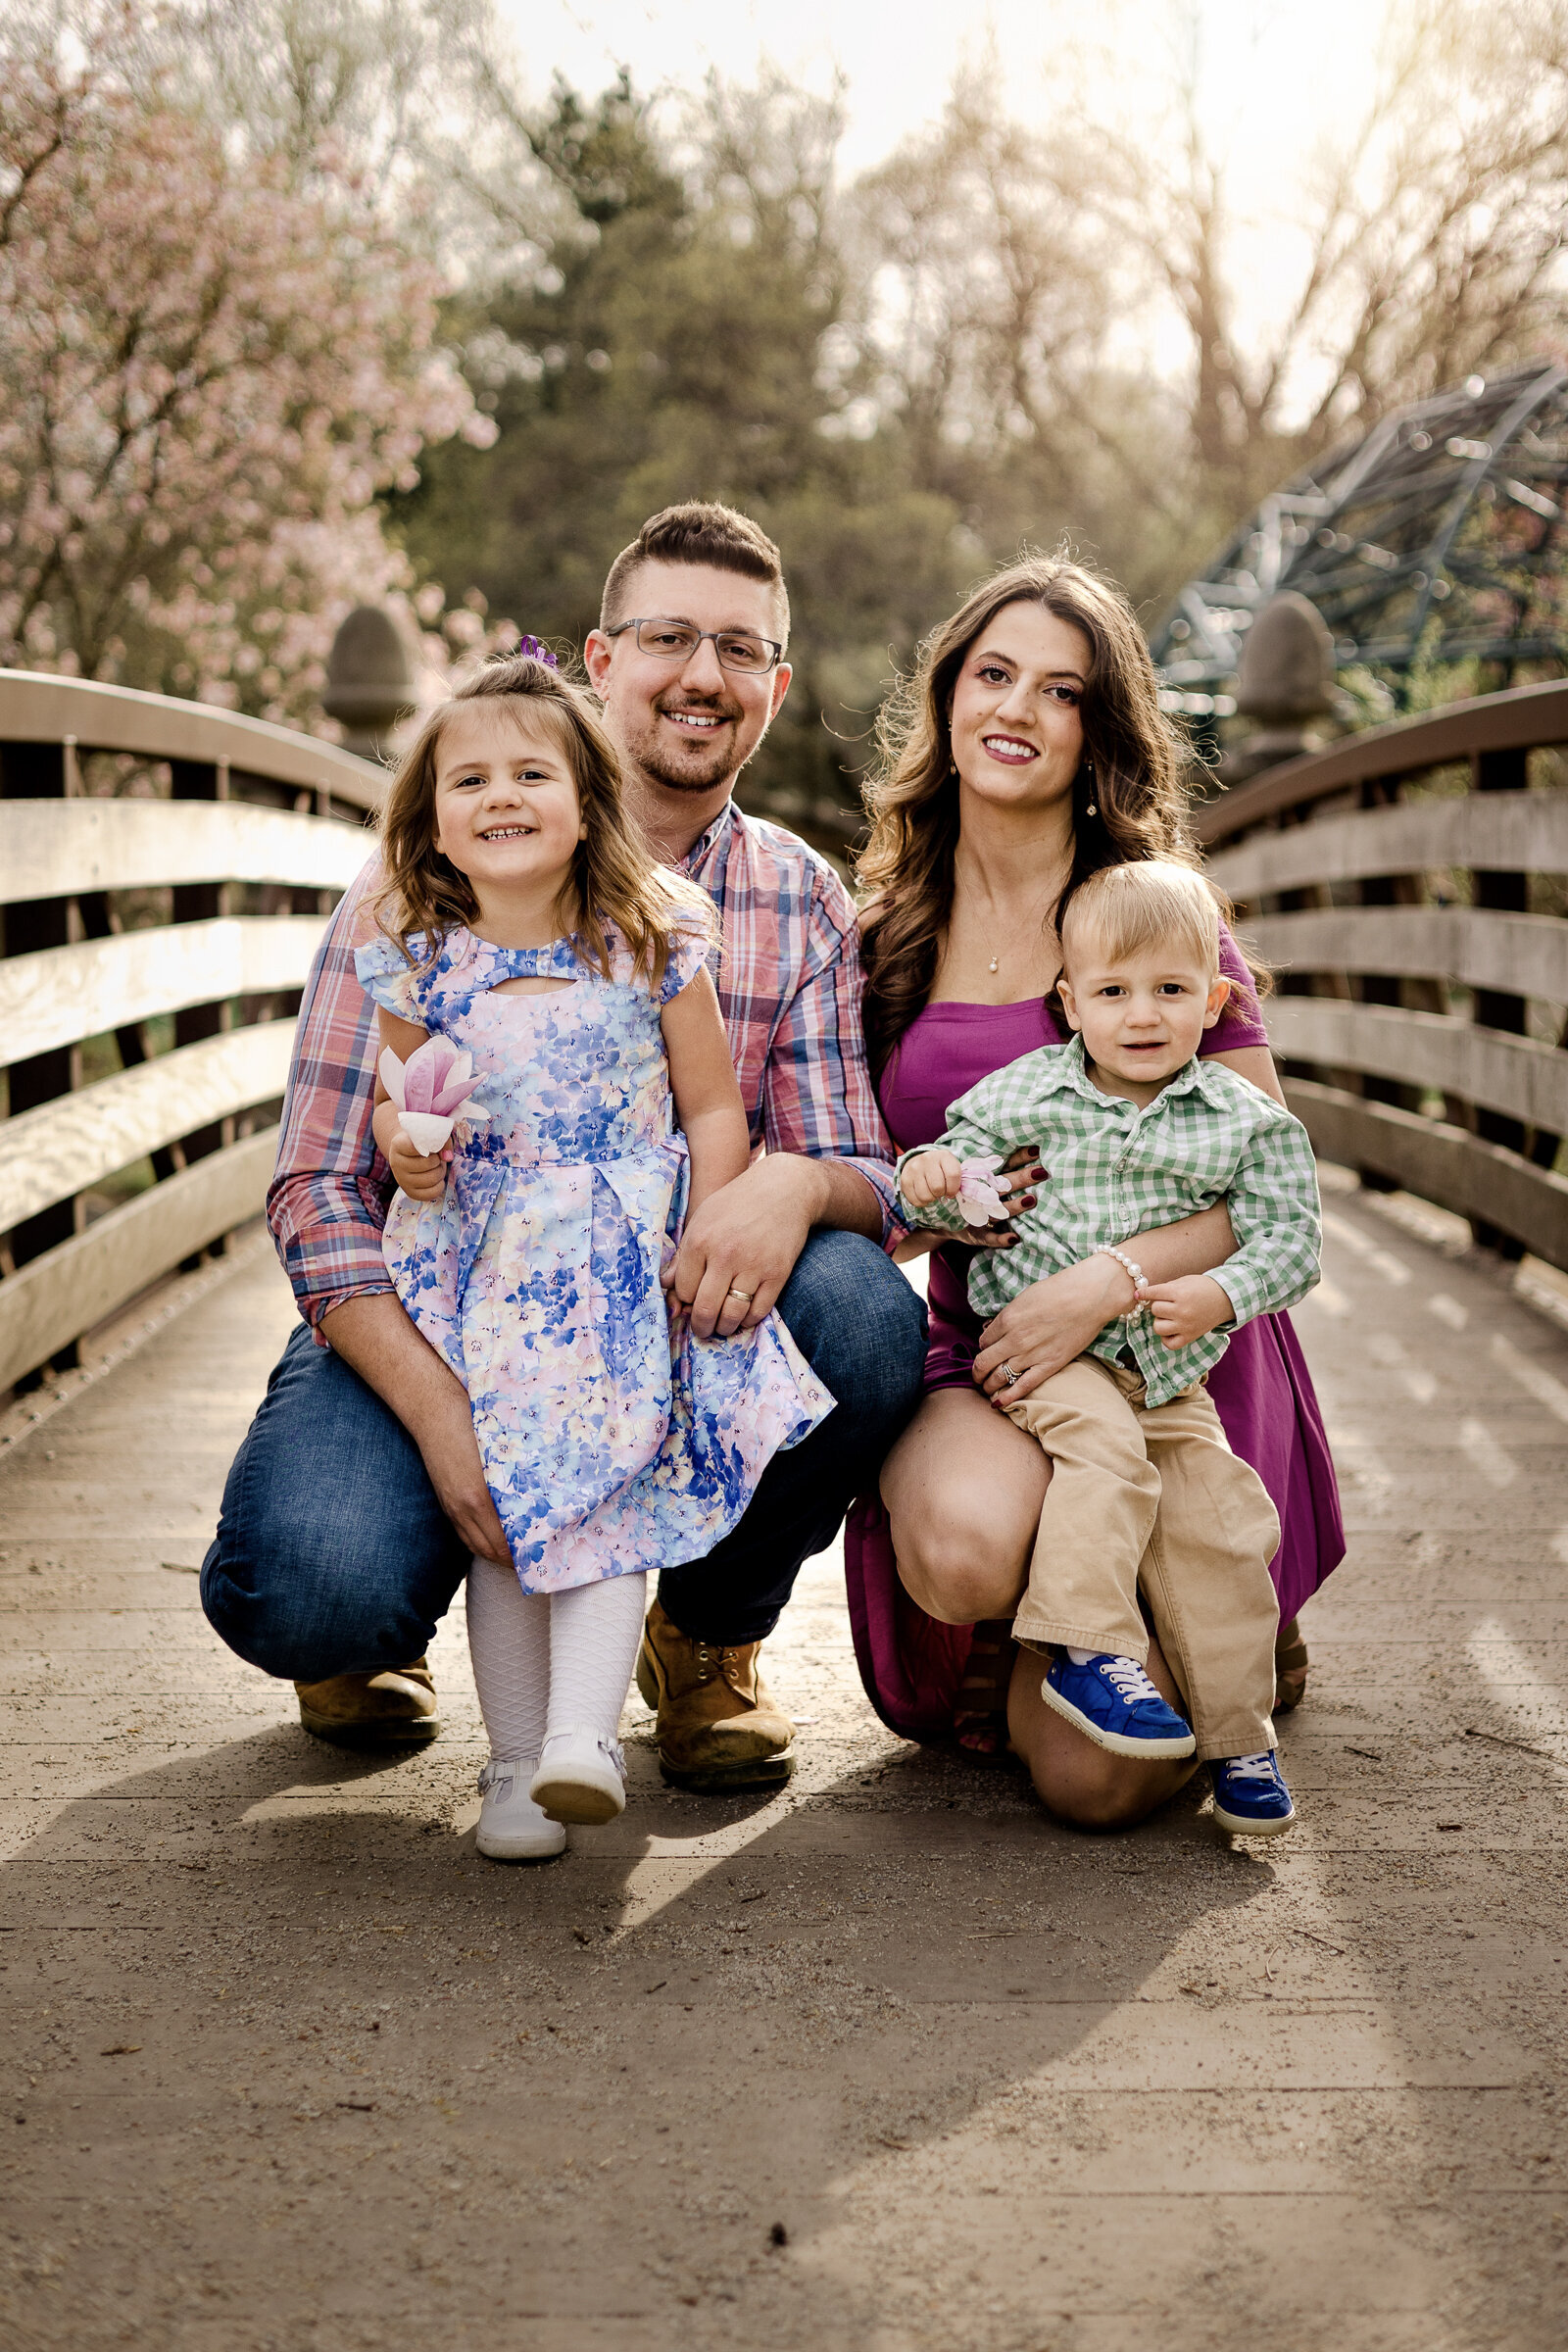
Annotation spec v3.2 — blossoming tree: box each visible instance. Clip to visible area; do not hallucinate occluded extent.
[0,20,496,725]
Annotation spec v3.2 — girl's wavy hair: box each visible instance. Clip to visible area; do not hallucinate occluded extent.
[857,554,1204,1073]
[373,652,711,983]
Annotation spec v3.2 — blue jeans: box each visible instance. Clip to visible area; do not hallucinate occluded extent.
[201,1230,927,1681]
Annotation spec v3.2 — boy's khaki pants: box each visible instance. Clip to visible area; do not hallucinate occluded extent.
[1001,1355,1282,1761]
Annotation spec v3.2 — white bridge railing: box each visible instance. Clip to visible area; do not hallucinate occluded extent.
[12,663,1566,1395]
[1198,676,1568,1268]
[0,671,385,1394]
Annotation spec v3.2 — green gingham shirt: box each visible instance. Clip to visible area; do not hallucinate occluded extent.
[897,1036,1321,1407]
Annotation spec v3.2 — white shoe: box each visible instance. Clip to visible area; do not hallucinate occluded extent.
[530,1728,626,1826]
[475,1757,566,1861]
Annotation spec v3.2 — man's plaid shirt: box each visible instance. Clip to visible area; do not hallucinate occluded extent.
[898,1035,1320,1406]
[269,801,900,1333]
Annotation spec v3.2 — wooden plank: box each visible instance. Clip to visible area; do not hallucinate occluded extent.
[1,799,373,905]
[1267,998,1568,1132]
[1249,906,1568,1004]
[0,1021,296,1228]
[0,668,388,813]
[1207,791,1568,902]
[1286,1078,1568,1269]
[1194,675,1568,845]
[0,1126,277,1391]
[0,916,326,1066]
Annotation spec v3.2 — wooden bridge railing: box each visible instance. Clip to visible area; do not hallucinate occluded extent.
[1199,676,1568,1269]
[0,671,386,1394]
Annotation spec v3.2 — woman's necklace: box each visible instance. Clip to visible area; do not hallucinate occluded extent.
[983,888,1059,976]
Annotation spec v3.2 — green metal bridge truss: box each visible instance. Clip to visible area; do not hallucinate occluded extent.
[1151,359,1568,708]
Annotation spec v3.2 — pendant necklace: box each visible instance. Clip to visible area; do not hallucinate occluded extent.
[986,923,1042,975]
[985,887,1059,976]
[978,790,1093,975]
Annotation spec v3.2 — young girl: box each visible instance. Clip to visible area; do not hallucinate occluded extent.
[354,650,833,1860]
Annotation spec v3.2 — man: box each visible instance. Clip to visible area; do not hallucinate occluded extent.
[201,502,927,1790]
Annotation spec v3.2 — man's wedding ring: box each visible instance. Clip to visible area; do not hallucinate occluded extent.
[725,1286,755,1302]
[1001,1361,1018,1385]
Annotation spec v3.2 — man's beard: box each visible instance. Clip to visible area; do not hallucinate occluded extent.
[630,694,747,794]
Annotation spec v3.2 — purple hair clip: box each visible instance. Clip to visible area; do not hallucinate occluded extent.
[515,634,558,668]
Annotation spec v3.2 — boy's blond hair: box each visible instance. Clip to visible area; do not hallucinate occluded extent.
[1059,858,1223,978]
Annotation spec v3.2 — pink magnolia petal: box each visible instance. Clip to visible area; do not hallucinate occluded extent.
[425,1039,478,1115]
[956,1155,1010,1225]
[429,1054,477,1116]
[377,1047,408,1111]
[401,1040,439,1115]
[398,1108,456,1154]
[405,1036,465,1114]
[383,1040,489,1136]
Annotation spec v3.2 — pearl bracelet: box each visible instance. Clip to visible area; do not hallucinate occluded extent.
[1095,1246,1150,1300]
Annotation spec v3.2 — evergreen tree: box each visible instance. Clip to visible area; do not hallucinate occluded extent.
[391,74,965,852]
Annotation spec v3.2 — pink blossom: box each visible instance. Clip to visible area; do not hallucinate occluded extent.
[407,1037,482,1118]
[956,1155,1011,1226]
[0,29,493,723]
[379,1040,488,1156]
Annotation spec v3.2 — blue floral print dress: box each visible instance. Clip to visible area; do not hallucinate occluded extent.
[354,917,834,1593]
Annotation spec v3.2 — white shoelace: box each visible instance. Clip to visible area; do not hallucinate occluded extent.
[477,1755,538,1796]
[1099,1656,1163,1705]
[1223,1752,1278,1780]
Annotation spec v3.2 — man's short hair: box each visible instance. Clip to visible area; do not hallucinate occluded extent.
[600,502,790,643]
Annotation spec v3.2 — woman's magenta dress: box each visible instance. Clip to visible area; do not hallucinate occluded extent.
[843,940,1345,1741]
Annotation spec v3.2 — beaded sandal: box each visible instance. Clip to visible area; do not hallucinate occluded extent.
[1274,1617,1309,1712]
[954,1620,1019,1761]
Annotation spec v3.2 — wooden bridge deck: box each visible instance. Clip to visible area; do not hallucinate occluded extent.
[3,1193,1568,2352]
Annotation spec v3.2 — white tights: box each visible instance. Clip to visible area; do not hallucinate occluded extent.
[465,1553,648,1762]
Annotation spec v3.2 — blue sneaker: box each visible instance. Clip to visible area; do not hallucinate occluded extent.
[1210,1751,1296,1838]
[1040,1652,1197,1759]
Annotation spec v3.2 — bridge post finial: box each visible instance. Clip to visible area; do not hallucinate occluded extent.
[1217,592,1337,787]
[322,606,417,762]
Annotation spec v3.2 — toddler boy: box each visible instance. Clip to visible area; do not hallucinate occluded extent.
[897,860,1321,1837]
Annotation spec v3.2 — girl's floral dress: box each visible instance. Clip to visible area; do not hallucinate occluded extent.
[355,916,834,1593]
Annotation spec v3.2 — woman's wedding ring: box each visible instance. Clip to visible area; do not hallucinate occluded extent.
[725,1286,755,1303]
[1001,1361,1018,1385]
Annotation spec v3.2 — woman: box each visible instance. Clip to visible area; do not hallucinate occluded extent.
[845,556,1342,1829]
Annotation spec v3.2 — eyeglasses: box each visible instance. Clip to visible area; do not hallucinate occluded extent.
[604,617,785,675]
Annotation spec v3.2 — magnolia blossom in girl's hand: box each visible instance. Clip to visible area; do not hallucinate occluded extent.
[379,1038,489,1155]
[956,1155,1011,1226]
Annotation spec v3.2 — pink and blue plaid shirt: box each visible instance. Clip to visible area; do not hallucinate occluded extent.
[268,801,901,1332]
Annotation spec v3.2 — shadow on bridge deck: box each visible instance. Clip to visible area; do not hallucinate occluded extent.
[3,1200,1568,2352]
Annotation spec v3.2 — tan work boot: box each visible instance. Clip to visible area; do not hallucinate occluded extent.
[295,1657,440,1748]
[634,1599,796,1790]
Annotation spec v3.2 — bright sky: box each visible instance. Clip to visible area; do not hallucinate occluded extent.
[495,0,1390,185]
[494,0,1395,383]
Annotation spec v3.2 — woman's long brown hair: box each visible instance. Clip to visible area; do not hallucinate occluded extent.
[373,652,710,983]
[857,555,1197,1075]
